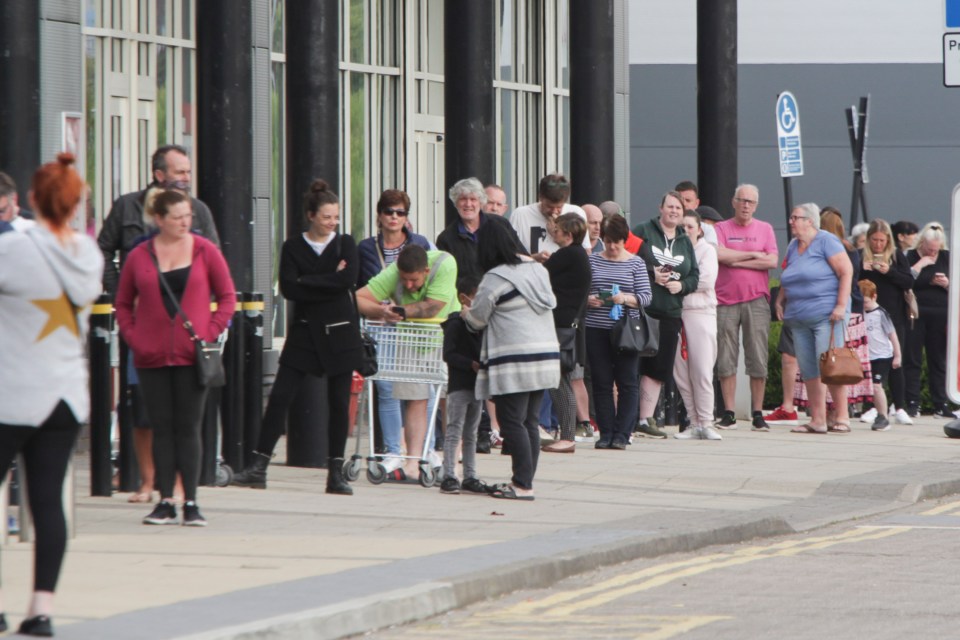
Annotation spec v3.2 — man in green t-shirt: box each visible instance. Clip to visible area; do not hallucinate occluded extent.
[356,245,459,479]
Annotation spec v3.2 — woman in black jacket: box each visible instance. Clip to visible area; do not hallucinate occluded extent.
[232,179,364,494]
[905,222,951,417]
[860,219,915,423]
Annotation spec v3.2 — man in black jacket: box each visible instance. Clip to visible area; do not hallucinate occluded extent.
[98,144,220,294]
[437,176,489,282]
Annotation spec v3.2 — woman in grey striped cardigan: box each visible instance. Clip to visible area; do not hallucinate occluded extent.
[463,216,559,501]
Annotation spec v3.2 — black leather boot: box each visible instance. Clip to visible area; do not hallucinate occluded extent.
[325,458,353,495]
[230,451,270,489]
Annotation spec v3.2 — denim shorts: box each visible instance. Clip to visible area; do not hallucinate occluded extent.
[786,316,847,381]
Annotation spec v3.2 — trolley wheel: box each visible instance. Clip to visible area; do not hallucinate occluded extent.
[343,456,361,482]
[366,463,387,485]
[215,463,234,487]
[419,464,437,488]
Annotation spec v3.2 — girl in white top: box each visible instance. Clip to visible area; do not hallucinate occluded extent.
[0,153,103,636]
[673,211,722,440]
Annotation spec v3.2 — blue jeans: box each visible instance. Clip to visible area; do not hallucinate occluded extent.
[375,380,439,455]
[786,317,847,381]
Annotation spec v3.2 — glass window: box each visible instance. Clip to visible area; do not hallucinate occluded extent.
[271,0,284,54]
[349,0,365,64]
[349,72,368,240]
[157,0,169,36]
[181,48,194,152]
[270,60,286,336]
[156,45,170,144]
[182,0,192,39]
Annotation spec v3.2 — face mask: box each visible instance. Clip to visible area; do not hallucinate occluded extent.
[161,179,191,193]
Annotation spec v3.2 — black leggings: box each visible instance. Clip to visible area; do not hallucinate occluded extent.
[257,365,352,459]
[0,401,79,592]
[137,366,208,502]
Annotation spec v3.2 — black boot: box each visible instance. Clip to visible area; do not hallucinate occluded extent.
[326,458,353,495]
[231,451,270,489]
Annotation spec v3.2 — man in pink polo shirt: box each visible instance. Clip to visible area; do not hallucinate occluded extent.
[714,184,779,431]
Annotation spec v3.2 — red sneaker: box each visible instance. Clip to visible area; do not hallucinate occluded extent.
[763,406,798,424]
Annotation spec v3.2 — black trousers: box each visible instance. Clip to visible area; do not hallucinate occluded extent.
[0,401,79,592]
[493,390,544,491]
[887,320,908,409]
[137,366,208,502]
[905,307,948,406]
[257,364,352,459]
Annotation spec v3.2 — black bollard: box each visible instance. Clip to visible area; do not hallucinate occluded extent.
[243,293,264,468]
[220,293,246,472]
[88,294,114,496]
[117,342,141,492]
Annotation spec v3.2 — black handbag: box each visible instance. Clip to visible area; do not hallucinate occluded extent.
[153,255,227,388]
[359,330,379,378]
[556,324,578,374]
[610,310,659,357]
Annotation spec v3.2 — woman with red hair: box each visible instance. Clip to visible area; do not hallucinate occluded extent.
[0,154,104,636]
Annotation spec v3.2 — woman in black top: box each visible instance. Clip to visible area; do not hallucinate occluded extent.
[860,219,914,421]
[541,213,592,453]
[232,179,364,494]
[905,222,951,417]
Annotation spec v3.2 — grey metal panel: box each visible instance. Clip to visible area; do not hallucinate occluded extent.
[614,92,630,212]
[252,0,270,49]
[39,20,83,163]
[629,62,960,238]
[252,197,274,349]
[42,0,79,23]
[613,0,627,94]
[252,47,271,198]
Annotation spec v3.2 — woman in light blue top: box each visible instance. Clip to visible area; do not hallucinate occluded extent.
[775,203,853,434]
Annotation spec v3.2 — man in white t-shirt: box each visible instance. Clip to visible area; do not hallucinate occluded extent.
[510,174,591,262]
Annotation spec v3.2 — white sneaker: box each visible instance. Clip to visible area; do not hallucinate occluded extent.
[380,454,403,473]
[701,426,723,440]
[894,408,914,425]
[859,408,878,423]
[674,427,702,440]
[428,450,443,469]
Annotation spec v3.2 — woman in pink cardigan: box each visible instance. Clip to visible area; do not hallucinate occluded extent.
[116,190,235,526]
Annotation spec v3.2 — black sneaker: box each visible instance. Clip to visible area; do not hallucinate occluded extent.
[439,476,461,494]
[595,437,612,449]
[182,501,207,527]
[143,500,178,525]
[906,402,920,418]
[716,411,737,429]
[461,477,492,495]
[933,405,954,419]
[871,415,891,431]
[751,412,770,432]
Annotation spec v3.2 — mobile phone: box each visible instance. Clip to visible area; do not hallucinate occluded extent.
[391,305,407,319]
[599,289,614,306]
[659,264,674,273]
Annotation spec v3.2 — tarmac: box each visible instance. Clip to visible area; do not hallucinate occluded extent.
[6,414,960,639]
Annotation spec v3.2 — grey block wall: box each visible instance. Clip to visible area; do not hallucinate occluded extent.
[629,63,960,237]
[40,1,82,165]
[252,0,275,349]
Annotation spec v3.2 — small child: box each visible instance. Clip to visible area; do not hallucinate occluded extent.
[439,276,491,495]
[859,280,902,431]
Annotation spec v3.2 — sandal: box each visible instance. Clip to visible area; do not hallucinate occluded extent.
[489,483,535,501]
[828,422,851,433]
[127,491,154,504]
[790,424,828,434]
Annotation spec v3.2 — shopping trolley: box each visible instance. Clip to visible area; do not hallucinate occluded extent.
[343,319,447,487]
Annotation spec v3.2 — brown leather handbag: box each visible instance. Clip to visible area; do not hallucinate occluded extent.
[819,321,863,385]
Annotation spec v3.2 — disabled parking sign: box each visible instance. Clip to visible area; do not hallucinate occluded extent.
[776,91,803,178]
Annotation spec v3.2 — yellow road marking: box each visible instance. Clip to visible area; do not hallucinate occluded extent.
[921,500,960,516]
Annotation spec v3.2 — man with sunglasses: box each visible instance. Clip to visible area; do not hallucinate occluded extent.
[0,172,35,232]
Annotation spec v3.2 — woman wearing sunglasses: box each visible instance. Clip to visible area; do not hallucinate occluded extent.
[356,191,433,470]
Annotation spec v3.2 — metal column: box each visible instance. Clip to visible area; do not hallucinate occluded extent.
[570,0,615,206]
[0,0,40,199]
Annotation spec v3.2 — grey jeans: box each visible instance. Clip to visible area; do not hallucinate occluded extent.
[442,389,482,480]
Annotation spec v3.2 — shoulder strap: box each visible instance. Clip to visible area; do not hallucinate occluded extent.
[149,250,201,342]
[393,252,449,303]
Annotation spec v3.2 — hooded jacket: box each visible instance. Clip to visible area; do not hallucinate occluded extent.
[462,259,559,399]
[0,225,104,426]
[632,217,699,319]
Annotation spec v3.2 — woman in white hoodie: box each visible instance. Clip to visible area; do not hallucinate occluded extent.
[0,154,104,637]
[673,211,722,441]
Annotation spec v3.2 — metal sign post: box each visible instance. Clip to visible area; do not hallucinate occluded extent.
[845,95,870,229]
[776,91,803,244]
[943,184,960,436]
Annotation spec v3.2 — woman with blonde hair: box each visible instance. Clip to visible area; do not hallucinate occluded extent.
[859,218,915,423]
[905,222,951,417]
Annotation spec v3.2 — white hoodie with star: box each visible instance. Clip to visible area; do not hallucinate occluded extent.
[0,225,104,426]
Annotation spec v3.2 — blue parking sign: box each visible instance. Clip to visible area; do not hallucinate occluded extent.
[950,0,960,28]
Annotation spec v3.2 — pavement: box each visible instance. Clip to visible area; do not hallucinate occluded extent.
[6,414,960,639]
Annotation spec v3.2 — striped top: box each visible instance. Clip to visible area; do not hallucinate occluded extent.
[585,254,652,329]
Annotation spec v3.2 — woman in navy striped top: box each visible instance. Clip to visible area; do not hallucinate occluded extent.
[585,215,652,449]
